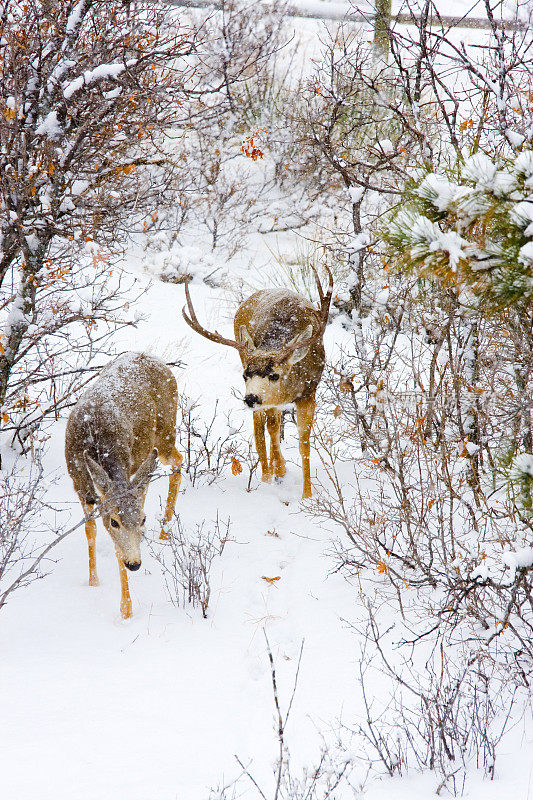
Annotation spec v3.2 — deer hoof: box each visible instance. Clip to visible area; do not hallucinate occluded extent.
[261,472,273,483]
[89,573,100,587]
[120,600,133,619]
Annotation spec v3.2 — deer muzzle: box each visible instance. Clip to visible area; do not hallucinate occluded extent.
[244,394,262,408]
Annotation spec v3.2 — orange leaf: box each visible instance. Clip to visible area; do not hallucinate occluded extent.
[377,562,388,574]
[333,404,342,418]
[2,412,9,423]
[261,576,281,585]
[231,456,243,476]
[266,529,279,538]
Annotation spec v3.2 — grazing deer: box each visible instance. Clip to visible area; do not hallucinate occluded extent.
[65,352,183,618]
[182,267,332,498]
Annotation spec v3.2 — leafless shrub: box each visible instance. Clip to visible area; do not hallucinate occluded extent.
[151,514,231,618]
[347,607,520,795]
[309,233,532,789]
[314,311,533,670]
[0,457,87,611]
[176,392,259,488]
[2,254,144,452]
[0,0,202,445]
[168,0,293,255]
[233,634,356,800]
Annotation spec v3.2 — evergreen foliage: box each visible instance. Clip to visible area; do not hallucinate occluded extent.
[384,150,533,312]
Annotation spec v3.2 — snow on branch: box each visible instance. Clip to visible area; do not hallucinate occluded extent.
[384,149,533,309]
[388,210,470,272]
[63,61,132,99]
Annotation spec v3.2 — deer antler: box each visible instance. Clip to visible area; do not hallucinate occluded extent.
[276,264,333,360]
[182,280,245,352]
[314,262,333,328]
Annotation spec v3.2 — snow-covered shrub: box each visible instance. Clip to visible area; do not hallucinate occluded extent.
[0,0,198,443]
[384,150,533,312]
[0,461,46,609]
[273,26,421,313]
[382,149,533,517]
[310,247,532,790]
[0,457,86,611]
[159,0,293,256]
[1,250,141,448]
[353,615,519,790]
[146,242,222,287]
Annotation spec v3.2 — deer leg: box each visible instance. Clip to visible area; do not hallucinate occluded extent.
[160,446,183,540]
[253,409,271,482]
[83,503,99,587]
[295,394,316,499]
[116,551,133,619]
[266,409,286,478]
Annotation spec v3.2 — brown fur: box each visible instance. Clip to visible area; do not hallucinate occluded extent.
[183,270,332,499]
[234,289,325,404]
[65,352,183,618]
[234,290,327,498]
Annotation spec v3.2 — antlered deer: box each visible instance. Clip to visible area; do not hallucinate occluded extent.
[182,267,332,498]
[65,352,183,618]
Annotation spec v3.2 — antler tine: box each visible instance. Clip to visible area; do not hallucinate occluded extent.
[311,263,324,304]
[182,280,244,352]
[319,263,333,327]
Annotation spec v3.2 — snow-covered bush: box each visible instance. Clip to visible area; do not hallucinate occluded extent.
[146,242,222,287]
[0,460,47,609]
[0,456,86,611]
[0,0,198,444]
[158,0,291,256]
[385,150,533,312]
[176,392,259,489]
[311,236,532,789]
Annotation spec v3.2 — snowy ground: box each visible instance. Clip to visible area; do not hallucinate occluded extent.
[2,265,532,800]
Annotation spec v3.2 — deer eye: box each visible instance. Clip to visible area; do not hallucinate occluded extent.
[110,517,120,529]
[141,516,146,526]
[268,373,280,382]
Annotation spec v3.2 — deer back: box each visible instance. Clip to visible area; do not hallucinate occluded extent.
[65,352,177,505]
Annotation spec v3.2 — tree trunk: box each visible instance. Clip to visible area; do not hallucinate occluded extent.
[374,0,392,60]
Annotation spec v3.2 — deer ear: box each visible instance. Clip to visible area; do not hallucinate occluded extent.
[131,448,158,490]
[238,325,255,352]
[285,325,313,365]
[84,451,112,499]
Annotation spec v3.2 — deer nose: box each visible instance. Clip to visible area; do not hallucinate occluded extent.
[244,394,262,408]
[124,561,141,571]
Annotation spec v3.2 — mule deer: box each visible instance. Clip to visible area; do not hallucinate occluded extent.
[182,267,332,498]
[65,352,183,618]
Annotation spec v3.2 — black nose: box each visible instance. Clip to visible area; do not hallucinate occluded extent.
[244,394,262,408]
[124,561,141,571]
